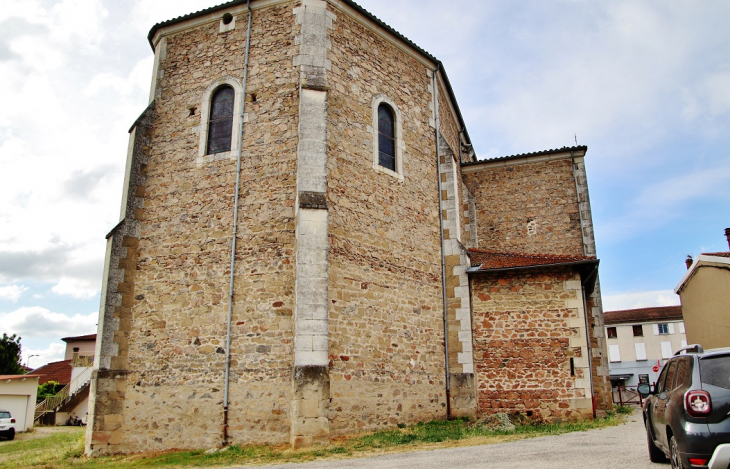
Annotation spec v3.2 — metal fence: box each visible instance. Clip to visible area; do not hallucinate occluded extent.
[612,385,644,406]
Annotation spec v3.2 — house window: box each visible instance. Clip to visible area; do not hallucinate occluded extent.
[657,323,669,335]
[639,374,649,384]
[207,86,235,154]
[633,325,643,337]
[609,344,621,362]
[661,341,673,359]
[607,327,617,339]
[371,95,404,180]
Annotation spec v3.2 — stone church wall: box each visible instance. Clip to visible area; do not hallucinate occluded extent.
[91,2,303,454]
[325,5,448,435]
[464,157,585,257]
[471,267,594,420]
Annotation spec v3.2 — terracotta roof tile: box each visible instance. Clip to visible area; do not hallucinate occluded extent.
[461,146,587,167]
[61,334,96,342]
[604,306,683,325]
[30,360,72,385]
[702,252,730,258]
[467,249,595,271]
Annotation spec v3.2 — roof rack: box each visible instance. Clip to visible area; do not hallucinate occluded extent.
[674,344,704,356]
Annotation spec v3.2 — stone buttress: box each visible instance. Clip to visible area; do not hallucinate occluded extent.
[291,0,335,448]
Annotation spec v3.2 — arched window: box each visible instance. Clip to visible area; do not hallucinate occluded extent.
[207,86,235,154]
[377,103,396,171]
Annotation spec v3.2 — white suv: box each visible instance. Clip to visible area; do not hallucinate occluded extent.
[0,409,15,440]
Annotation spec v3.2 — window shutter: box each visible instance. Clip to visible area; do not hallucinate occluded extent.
[609,344,621,363]
[653,324,660,335]
[681,340,687,348]
[635,343,647,361]
[679,323,685,334]
[668,323,675,334]
[661,341,672,359]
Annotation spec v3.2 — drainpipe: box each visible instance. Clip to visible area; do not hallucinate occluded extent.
[223,0,252,446]
[432,65,451,418]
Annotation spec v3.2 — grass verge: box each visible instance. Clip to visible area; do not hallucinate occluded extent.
[0,411,629,469]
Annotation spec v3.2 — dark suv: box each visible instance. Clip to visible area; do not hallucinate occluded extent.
[639,345,730,469]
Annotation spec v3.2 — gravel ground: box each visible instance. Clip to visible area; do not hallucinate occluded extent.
[254,413,668,469]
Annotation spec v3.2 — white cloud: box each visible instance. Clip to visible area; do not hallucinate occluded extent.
[0,284,28,302]
[1,307,97,340]
[52,277,98,300]
[23,342,67,369]
[603,289,680,312]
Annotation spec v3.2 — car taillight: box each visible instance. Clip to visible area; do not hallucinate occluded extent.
[688,458,708,466]
[10,418,15,423]
[685,390,712,417]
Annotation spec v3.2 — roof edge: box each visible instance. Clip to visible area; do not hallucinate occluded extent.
[145,0,473,147]
[675,253,730,294]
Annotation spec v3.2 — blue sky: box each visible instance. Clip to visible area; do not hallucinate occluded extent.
[1,0,728,368]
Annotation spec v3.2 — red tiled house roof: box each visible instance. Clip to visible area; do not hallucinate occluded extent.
[30,360,72,385]
[467,249,596,271]
[61,334,96,342]
[604,305,683,325]
[702,252,730,258]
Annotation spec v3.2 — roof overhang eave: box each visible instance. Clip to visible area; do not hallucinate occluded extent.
[466,258,599,275]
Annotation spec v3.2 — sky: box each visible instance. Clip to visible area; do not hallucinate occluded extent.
[1,0,728,369]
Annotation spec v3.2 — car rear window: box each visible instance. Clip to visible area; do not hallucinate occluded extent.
[0,411,10,418]
[700,355,730,389]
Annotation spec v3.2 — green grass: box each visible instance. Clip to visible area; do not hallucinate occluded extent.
[0,413,627,469]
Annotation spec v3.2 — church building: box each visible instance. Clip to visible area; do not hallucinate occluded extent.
[86,0,611,455]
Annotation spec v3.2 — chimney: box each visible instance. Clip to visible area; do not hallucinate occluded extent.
[685,255,693,270]
[725,227,730,250]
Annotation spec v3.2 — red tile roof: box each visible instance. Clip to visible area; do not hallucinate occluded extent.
[468,249,595,271]
[61,334,96,342]
[30,360,72,385]
[702,252,730,258]
[604,306,683,325]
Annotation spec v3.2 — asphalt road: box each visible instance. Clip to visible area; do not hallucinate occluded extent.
[254,413,668,469]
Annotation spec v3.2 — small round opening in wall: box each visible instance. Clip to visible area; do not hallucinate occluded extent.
[222,13,233,25]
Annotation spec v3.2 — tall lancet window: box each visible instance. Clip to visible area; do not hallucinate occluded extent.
[207,86,235,154]
[377,103,396,171]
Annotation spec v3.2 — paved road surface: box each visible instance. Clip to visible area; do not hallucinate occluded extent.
[253,413,668,469]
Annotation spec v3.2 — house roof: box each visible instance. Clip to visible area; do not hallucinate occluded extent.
[0,375,40,380]
[604,306,683,325]
[461,145,588,167]
[467,250,597,272]
[675,253,730,294]
[61,334,96,342]
[701,252,730,258]
[29,360,72,385]
[144,0,473,150]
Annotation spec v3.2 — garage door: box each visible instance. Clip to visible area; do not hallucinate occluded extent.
[0,395,30,432]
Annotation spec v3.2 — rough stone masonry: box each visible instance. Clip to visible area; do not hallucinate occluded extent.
[86,0,610,456]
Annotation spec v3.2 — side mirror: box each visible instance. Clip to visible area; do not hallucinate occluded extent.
[638,383,652,397]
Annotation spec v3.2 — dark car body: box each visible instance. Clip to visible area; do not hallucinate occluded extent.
[640,345,730,469]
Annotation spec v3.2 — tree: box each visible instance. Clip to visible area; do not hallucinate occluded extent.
[0,333,24,375]
[37,380,63,402]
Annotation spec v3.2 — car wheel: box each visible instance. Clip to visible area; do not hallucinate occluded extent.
[7,428,14,441]
[670,435,684,469]
[645,421,667,462]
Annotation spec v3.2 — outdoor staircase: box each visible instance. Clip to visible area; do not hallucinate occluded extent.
[34,355,94,424]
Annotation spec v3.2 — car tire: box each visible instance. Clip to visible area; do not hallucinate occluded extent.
[7,428,14,441]
[646,421,667,463]
[670,435,685,469]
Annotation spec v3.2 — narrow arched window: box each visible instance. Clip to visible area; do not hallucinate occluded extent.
[207,86,235,154]
[378,103,396,171]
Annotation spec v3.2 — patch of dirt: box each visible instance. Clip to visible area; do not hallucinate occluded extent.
[13,426,83,442]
